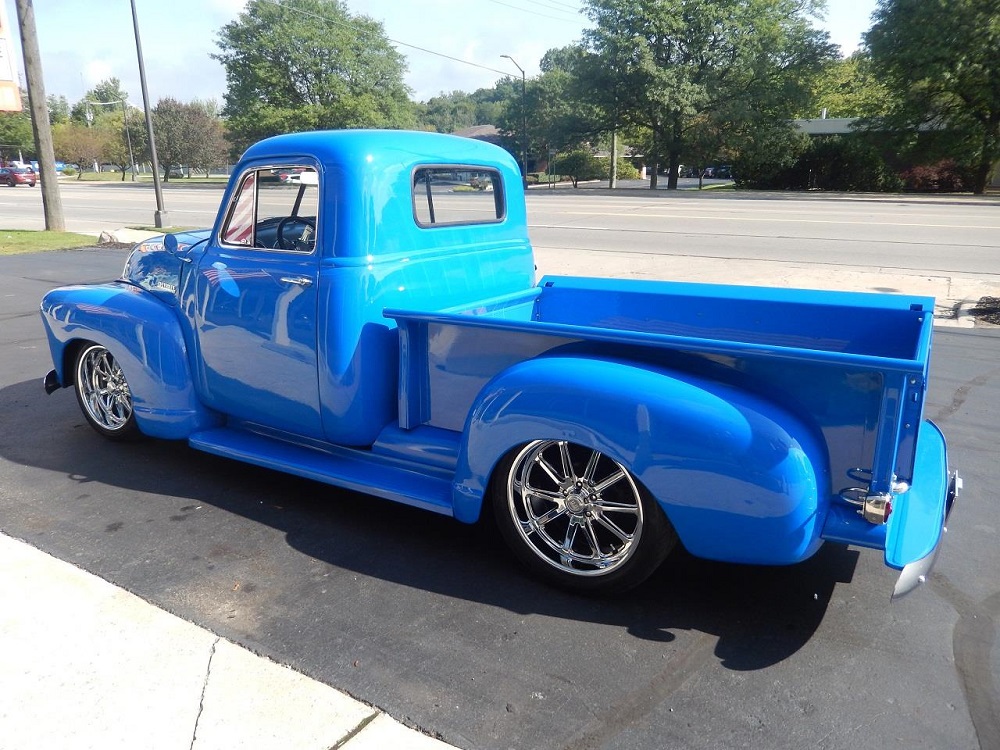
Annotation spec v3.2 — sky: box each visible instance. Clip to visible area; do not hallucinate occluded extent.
[3,0,880,109]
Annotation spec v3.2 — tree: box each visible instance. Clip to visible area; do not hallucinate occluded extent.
[581,0,837,188]
[419,91,479,134]
[0,107,34,161]
[98,107,148,180]
[214,0,414,153]
[71,78,129,125]
[865,0,1000,193]
[152,98,223,181]
[52,122,111,178]
[188,100,230,177]
[47,95,70,125]
[801,52,896,119]
[551,149,605,187]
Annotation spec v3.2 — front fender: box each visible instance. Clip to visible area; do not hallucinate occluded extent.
[453,356,830,566]
[40,282,220,439]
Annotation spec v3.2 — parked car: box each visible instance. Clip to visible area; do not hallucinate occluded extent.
[0,166,36,187]
[278,168,304,183]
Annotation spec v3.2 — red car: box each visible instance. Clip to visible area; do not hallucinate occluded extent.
[0,166,37,187]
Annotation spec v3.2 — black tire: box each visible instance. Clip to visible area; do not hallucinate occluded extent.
[73,343,141,441]
[491,440,676,594]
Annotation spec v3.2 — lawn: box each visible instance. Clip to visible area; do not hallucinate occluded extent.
[0,230,99,255]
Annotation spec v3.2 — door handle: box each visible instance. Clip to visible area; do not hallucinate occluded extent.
[280,276,313,287]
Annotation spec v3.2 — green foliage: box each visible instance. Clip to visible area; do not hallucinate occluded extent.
[47,95,71,125]
[615,158,640,180]
[97,108,149,179]
[214,0,414,154]
[734,133,905,192]
[731,125,811,189]
[551,149,605,187]
[865,0,1000,193]
[581,0,838,187]
[793,135,902,191]
[71,78,129,125]
[802,52,896,119]
[52,122,113,177]
[152,98,227,180]
[0,110,34,159]
[418,91,480,134]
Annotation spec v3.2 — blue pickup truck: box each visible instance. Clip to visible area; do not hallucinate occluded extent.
[40,130,958,597]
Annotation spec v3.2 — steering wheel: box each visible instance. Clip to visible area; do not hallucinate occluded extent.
[275,216,316,250]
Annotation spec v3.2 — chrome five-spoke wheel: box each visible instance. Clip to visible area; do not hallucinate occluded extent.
[74,344,139,440]
[493,440,675,594]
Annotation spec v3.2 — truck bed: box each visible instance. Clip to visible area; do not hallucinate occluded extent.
[385,275,934,513]
[389,274,934,366]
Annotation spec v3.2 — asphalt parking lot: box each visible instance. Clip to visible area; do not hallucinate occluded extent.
[1,246,997,750]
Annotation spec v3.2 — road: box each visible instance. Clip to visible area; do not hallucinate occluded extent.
[4,179,999,321]
[1,245,998,749]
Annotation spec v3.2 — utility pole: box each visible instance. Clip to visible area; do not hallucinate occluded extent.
[13,0,64,231]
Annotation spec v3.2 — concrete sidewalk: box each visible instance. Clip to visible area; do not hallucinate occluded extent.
[533,245,998,329]
[0,532,456,750]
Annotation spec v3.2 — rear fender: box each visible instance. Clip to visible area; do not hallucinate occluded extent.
[40,283,220,439]
[453,356,830,566]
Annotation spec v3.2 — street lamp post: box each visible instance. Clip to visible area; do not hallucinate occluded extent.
[130,0,168,227]
[500,54,528,187]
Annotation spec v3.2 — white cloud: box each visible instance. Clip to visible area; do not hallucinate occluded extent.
[83,60,114,88]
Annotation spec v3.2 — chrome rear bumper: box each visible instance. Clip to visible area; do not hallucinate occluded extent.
[892,471,961,600]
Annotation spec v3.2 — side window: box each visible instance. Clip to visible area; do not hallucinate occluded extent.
[220,167,319,252]
[413,167,504,227]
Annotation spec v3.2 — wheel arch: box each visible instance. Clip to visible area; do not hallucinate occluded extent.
[452,355,831,566]
[41,283,221,439]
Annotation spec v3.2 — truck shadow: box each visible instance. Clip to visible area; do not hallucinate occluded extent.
[2,378,858,671]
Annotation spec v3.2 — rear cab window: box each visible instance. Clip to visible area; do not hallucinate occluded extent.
[412,166,505,227]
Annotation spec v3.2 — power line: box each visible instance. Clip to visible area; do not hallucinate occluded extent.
[540,0,582,10]
[482,0,581,23]
[257,0,517,78]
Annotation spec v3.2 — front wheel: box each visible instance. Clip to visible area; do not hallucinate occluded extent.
[74,343,140,440]
[492,440,676,594]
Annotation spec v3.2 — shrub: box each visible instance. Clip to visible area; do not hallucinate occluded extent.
[551,149,605,187]
[615,159,640,180]
[899,160,969,192]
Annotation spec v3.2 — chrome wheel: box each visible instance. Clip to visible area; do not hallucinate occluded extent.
[75,344,137,438]
[505,440,647,578]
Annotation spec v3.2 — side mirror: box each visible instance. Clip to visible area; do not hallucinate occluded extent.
[163,233,192,263]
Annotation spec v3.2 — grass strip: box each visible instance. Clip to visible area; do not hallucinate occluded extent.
[0,230,99,256]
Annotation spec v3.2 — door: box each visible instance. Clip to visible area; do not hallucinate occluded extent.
[194,165,325,438]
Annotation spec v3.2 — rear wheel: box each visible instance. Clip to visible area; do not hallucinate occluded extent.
[74,344,140,440]
[492,440,676,594]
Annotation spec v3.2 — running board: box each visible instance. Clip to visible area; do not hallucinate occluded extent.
[188,427,455,516]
